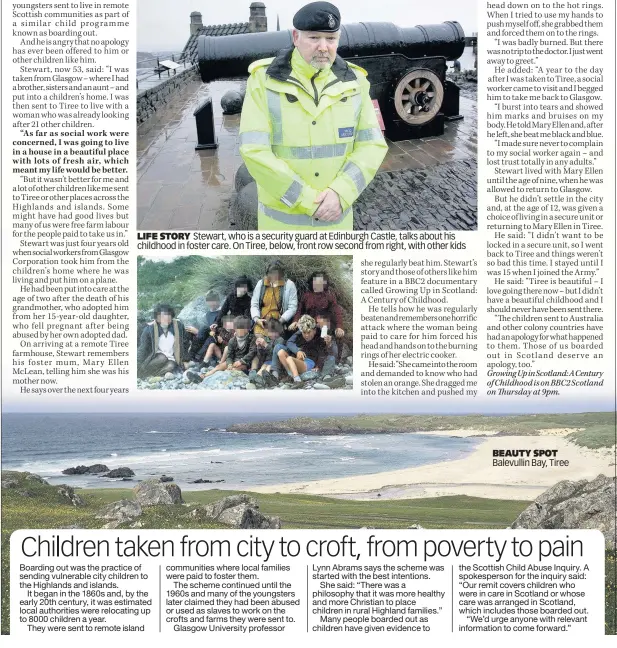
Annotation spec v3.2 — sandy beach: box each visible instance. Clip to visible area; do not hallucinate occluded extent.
[250,433,615,501]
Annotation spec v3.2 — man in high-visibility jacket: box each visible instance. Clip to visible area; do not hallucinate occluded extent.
[239,1,388,230]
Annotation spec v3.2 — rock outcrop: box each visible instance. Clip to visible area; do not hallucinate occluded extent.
[200,370,251,390]
[190,494,281,529]
[63,464,109,475]
[57,486,85,507]
[511,474,616,548]
[2,475,20,489]
[104,467,135,479]
[133,479,183,506]
[96,500,143,524]
[177,295,210,330]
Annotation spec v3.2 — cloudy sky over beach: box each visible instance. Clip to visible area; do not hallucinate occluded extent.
[138,0,478,52]
[3,392,613,415]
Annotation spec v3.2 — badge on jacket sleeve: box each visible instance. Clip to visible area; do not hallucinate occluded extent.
[338,126,354,138]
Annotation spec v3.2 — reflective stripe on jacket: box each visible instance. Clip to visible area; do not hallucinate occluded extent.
[239,47,388,230]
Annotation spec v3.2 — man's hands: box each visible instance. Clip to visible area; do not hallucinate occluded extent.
[313,188,342,222]
[185,325,199,335]
[335,328,345,338]
[296,351,306,361]
[288,321,298,331]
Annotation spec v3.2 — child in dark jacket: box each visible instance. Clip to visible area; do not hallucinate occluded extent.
[188,276,251,366]
[249,319,284,388]
[190,276,252,367]
[138,304,191,379]
[186,291,221,362]
[272,315,331,388]
[215,276,253,327]
[185,316,256,383]
[289,271,345,340]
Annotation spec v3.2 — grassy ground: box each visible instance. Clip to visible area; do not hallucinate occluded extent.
[230,412,617,450]
[2,473,614,635]
[564,424,616,449]
[87,487,529,530]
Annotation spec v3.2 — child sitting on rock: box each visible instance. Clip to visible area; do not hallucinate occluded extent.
[271,315,331,388]
[186,316,256,383]
[249,319,284,388]
[185,291,222,363]
[314,310,339,376]
[197,314,235,368]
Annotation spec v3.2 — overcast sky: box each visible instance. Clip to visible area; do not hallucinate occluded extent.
[3,393,612,415]
[138,0,477,52]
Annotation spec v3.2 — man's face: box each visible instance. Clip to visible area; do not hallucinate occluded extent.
[293,29,340,69]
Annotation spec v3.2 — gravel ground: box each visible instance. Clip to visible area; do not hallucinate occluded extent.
[137,358,354,391]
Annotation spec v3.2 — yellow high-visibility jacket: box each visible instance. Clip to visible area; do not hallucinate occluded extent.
[239,47,387,230]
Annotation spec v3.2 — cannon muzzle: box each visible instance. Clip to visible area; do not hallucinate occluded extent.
[197,21,465,82]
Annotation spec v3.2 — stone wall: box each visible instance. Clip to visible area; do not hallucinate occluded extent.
[137,66,199,124]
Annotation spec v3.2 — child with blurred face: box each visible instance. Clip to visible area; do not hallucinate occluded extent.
[248,319,283,388]
[312,274,326,292]
[157,310,172,328]
[315,311,331,340]
[252,260,298,336]
[200,316,256,379]
[185,291,222,363]
[290,270,345,340]
[315,310,339,375]
[273,315,330,388]
[138,304,191,379]
[207,295,220,314]
[184,315,236,383]
[215,276,253,328]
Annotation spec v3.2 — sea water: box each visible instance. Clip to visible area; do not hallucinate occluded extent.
[2,413,480,490]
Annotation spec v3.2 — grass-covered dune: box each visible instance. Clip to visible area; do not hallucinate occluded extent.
[228,412,617,449]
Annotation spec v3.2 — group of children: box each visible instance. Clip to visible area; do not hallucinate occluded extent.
[181,262,347,389]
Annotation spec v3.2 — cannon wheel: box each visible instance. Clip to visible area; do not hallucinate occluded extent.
[393,69,444,125]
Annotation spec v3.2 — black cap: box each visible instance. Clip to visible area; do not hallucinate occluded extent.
[293,2,341,32]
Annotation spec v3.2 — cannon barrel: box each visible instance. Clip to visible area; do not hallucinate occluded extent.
[197,21,465,82]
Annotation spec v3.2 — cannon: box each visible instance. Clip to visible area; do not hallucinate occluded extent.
[197,21,465,141]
